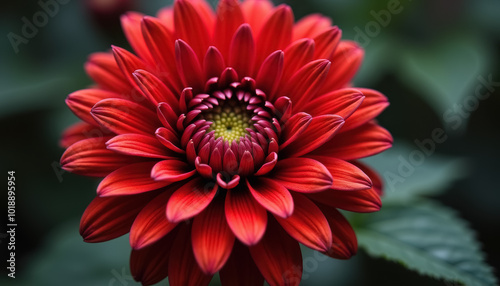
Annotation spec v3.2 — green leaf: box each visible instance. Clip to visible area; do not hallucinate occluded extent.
[396,34,492,131]
[356,200,498,286]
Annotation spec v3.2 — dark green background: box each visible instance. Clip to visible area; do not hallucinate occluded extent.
[1,0,499,285]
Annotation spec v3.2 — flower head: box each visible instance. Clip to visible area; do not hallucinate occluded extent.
[61,0,392,285]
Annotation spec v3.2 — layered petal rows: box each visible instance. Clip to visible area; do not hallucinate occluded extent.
[60,0,392,285]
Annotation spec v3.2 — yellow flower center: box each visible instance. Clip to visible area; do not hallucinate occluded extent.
[204,101,252,143]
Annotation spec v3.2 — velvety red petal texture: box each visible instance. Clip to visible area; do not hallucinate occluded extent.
[130,187,178,249]
[168,225,213,286]
[272,158,333,193]
[61,0,393,285]
[308,188,382,213]
[166,178,217,222]
[220,241,264,286]
[192,198,235,275]
[97,161,171,196]
[318,204,358,259]
[91,98,160,135]
[310,122,393,160]
[250,218,302,286]
[61,137,136,177]
[225,186,267,245]
[275,193,332,252]
[106,134,175,159]
[281,114,344,158]
[309,156,372,191]
[80,191,159,242]
[247,177,294,218]
[130,231,177,286]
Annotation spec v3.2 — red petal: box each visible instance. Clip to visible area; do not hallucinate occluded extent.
[133,69,179,109]
[275,193,332,252]
[204,46,226,80]
[302,88,364,118]
[308,188,382,213]
[166,177,217,222]
[214,0,245,61]
[168,225,213,286]
[313,26,341,59]
[293,14,332,40]
[320,41,364,93]
[342,88,389,132]
[249,218,302,286]
[151,159,196,182]
[141,16,182,93]
[240,0,274,37]
[318,204,358,259]
[255,50,284,101]
[84,52,131,94]
[97,161,170,197]
[279,112,311,149]
[175,39,204,92]
[111,45,147,92]
[106,134,175,159]
[61,137,135,177]
[283,59,330,108]
[80,192,158,242]
[174,0,211,61]
[309,156,372,191]
[130,188,178,249]
[157,7,174,29]
[310,122,392,160]
[256,5,293,66]
[121,12,154,64]
[246,177,294,218]
[238,151,254,177]
[156,127,184,154]
[280,38,315,87]
[225,186,267,245]
[272,157,333,193]
[66,89,120,125]
[282,114,344,158]
[229,24,256,78]
[220,242,264,286]
[91,98,159,135]
[353,161,383,195]
[255,152,278,176]
[192,198,235,275]
[60,122,108,148]
[130,231,176,285]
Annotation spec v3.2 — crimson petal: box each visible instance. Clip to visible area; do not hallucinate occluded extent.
[272,157,333,193]
[91,98,159,135]
[130,187,178,249]
[309,156,372,191]
[310,122,393,160]
[61,137,134,177]
[168,225,213,286]
[80,192,158,242]
[97,161,170,197]
[192,198,235,275]
[247,177,294,218]
[225,186,267,245]
[318,204,358,259]
[166,178,218,222]
[249,218,302,286]
[275,193,332,252]
[130,231,177,286]
[151,159,196,182]
[106,134,175,159]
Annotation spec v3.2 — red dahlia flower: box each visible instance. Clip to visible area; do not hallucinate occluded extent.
[60,0,392,285]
